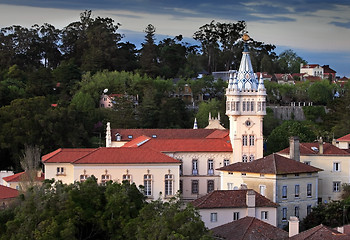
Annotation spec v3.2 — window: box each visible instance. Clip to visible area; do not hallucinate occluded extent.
[233,212,240,221]
[333,162,341,172]
[101,174,111,183]
[179,160,183,176]
[144,174,152,196]
[224,159,230,166]
[179,180,183,194]
[307,183,312,197]
[242,155,248,163]
[295,185,300,198]
[249,155,254,162]
[80,174,88,182]
[282,186,287,199]
[282,208,287,221]
[236,102,240,111]
[210,213,217,222]
[227,102,230,111]
[123,174,132,183]
[165,174,173,196]
[192,159,198,175]
[115,133,121,141]
[258,102,261,111]
[243,101,246,111]
[294,206,299,218]
[304,161,311,165]
[208,159,214,175]
[249,135,255,146]
[295,173,299,177]
[227,183,233,190]
[251,101,254,111]
[56,167,65,175]
[282,174,287,178]
[259,185,266,196]
[246,101,250,111]
[242,135,248,146]
[307,205,312,215]
[261,211,268,220]
[128,135,133,139]
[333,181,341,192]
[231,102,235,111]
[207,180,214,193]
[192,180,199,194]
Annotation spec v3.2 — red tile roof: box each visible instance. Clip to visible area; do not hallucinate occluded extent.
[210,216,288,240]
[0,185,19,200]
[122,135,151,147]
[290,224,349,240]
[3,171,44,183]
[217,153,321,174]
[44,147,180,165]
[337,133,350,141]
[133,138,232,152]
[191,190,278,209]
[279,142,350,156]
[111,129,228,141]
[42,148,96,163]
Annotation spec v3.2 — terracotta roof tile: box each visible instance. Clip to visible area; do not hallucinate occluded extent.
[0,185,19,200]
[217,153,321,174]
[134,138,232,152]
[191,190,278,209]
[279,143,350,156]
[337,133,350,141]
[73,147,180,164]
[290,224,349,240]
[122,135,151,147]
[3,171,44,183]
[210,216,288,240]
[111,129,228,141]
[42,148,96,163]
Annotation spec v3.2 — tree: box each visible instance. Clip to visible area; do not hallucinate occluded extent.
[196,99,226,128]
[277,49,306,73]
[307,80,334,105]
[266,120,316,154]
[139,24,159,77]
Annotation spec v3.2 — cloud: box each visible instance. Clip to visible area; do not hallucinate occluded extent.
[330,21,350,29]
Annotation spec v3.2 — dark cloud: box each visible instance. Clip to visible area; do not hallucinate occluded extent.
[330,21,350,29]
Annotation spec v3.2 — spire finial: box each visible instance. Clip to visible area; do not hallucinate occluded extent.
[193,118,198,129]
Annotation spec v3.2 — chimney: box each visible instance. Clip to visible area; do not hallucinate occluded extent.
[318,137,324,154]
[106,122,111,147]
[289,216,299,237]
[289,136,300,161]
[246,190,256,217]
[337,227,344,233]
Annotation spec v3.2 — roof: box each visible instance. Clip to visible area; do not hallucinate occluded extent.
[131,138,232,152]
[43,147,180,165]
[279,142,350,156]
[217,153,321,174]
[290,224,349,240]
[0,185,19,200]
[191,190,278,209]
[3,171,44,183]
[301,64,321,68]
[210,216,288,240]
[42,148,96,163]
[337,133,350,142]
[111,129,228,141]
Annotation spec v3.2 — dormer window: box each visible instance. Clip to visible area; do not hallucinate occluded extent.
[152,134,157,138]
[115,133,121,141]
[128,135,133,139]
[311,147,318,152]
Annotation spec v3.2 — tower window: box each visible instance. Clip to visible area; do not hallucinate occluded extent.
[242,155,248,162]
[249,135,254,146]
[242,101,246,111]
[246,101,250,111]
[242,135,248,146]
[251,101,254,111]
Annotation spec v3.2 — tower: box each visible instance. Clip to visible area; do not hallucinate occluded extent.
[226,34,266,163]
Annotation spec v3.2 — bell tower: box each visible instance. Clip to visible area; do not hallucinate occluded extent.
[226,34,266,163]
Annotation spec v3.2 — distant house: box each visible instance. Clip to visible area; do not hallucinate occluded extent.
[0,185,19,209]
[210,216,288,240]
[192,189,278,229]
[272,74,295,84]
[218,146,322,228]
[322,65,337,81]
[99,93,138,109]
[289,224,350,240]
[334,133,350,150]
[300,63,336,81]
[2,171,44,190]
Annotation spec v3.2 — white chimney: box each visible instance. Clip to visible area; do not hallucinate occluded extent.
[246,190,256,217]
[289,216,299,237]
[318,137,324,154]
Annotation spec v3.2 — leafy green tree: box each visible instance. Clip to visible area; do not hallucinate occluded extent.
[307,80,334,105]
[266,120,316,154]
[196,99,226,128]
[277,49,306,73]
[158,98,191,128]
[263,108,280,137]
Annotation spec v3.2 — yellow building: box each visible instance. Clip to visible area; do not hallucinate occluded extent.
[217,153,321,228]
[42,147,180,201]
[278,138,350,202]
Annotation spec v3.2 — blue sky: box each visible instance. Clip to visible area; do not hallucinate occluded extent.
[0,0,349,77]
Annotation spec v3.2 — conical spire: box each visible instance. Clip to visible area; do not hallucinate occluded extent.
[193,118,198,129]
[258,72,265,91]
[233,34,259,91]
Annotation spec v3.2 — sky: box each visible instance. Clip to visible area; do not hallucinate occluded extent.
[0,0,349,77]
